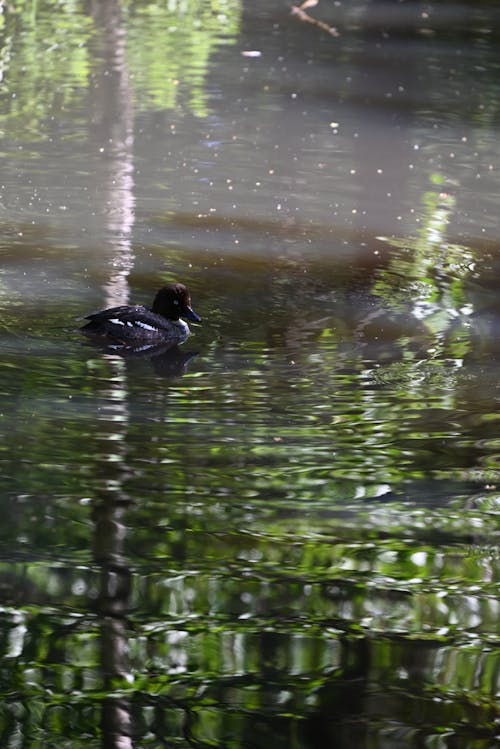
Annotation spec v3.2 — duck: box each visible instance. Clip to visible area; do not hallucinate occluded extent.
[80,283,201,345]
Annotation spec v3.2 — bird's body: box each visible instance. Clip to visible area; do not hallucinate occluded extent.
[81,283,201,345]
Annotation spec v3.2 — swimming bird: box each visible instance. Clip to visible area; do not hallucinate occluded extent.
[80,283,201,345]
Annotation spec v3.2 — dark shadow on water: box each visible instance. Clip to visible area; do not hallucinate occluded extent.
[80,337,199,378]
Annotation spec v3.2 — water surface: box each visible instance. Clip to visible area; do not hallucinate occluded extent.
[0,1,499,748]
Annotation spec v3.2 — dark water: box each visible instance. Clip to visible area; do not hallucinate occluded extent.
[0,1,499,748]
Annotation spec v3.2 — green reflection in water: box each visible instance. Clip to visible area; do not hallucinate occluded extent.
[0,0,241,137]
[0,309,498,745]
[126,0,240,116]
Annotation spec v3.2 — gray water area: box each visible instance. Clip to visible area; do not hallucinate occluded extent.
[0,1,499,748]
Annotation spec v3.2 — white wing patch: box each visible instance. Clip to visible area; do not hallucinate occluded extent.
[107,317,158,332]
[134,321,158,332]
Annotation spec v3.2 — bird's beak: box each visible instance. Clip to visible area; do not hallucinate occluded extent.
[183,306,202,323]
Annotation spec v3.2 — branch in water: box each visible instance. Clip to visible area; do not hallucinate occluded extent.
[290,2,340,37]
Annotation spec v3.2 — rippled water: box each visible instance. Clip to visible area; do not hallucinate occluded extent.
[0,1,499,748]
